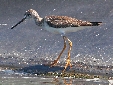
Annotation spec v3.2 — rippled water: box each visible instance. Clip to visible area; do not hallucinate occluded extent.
[1,0,113,85]
[0,74,111,85]
[0,69,112,85]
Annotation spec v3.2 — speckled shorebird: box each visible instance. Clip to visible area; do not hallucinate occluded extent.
[11,9,102,72]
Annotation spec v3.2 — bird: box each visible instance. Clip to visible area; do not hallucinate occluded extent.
[11,9,102,72]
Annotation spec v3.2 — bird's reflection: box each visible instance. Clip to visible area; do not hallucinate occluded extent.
[42,77,72,85]
[63,78,72,85]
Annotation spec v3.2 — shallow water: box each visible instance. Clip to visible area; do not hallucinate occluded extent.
[0,69,112,85]
[1,0,113,85]
[0,76,111,85]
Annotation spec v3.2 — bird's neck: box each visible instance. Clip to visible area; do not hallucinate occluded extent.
[34,16,43,26]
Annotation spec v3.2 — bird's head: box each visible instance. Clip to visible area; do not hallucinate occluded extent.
[24,9,39,19]
[11,9,40,29]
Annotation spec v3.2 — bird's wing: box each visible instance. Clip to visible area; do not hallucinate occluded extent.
[45,15,101,28]
[45,15,81,28]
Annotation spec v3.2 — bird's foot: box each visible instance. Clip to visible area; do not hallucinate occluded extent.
[63,58,72,72]
[50,60,58,67]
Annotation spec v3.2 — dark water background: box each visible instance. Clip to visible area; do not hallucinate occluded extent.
[0,0,113,85]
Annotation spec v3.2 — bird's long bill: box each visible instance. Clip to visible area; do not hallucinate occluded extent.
[11,16,27,29]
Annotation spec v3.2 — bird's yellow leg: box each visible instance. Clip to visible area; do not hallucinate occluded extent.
[63,78,72,85]
[63,37,72,72]
[50,36,67,67]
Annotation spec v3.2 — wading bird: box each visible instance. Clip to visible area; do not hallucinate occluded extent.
[11,9,102,72]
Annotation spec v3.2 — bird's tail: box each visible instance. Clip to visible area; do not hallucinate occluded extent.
[90,22,102,26]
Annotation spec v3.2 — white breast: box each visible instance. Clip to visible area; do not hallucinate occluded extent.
[43,22,91,34]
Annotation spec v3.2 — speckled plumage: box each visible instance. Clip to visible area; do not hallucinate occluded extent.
[45,15,100,28]
[10,9,102,72]
[11,9,102,34]
[11,9,102,30]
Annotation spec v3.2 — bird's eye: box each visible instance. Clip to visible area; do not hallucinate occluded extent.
[24,12,31,17]
[27,13,31,16]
